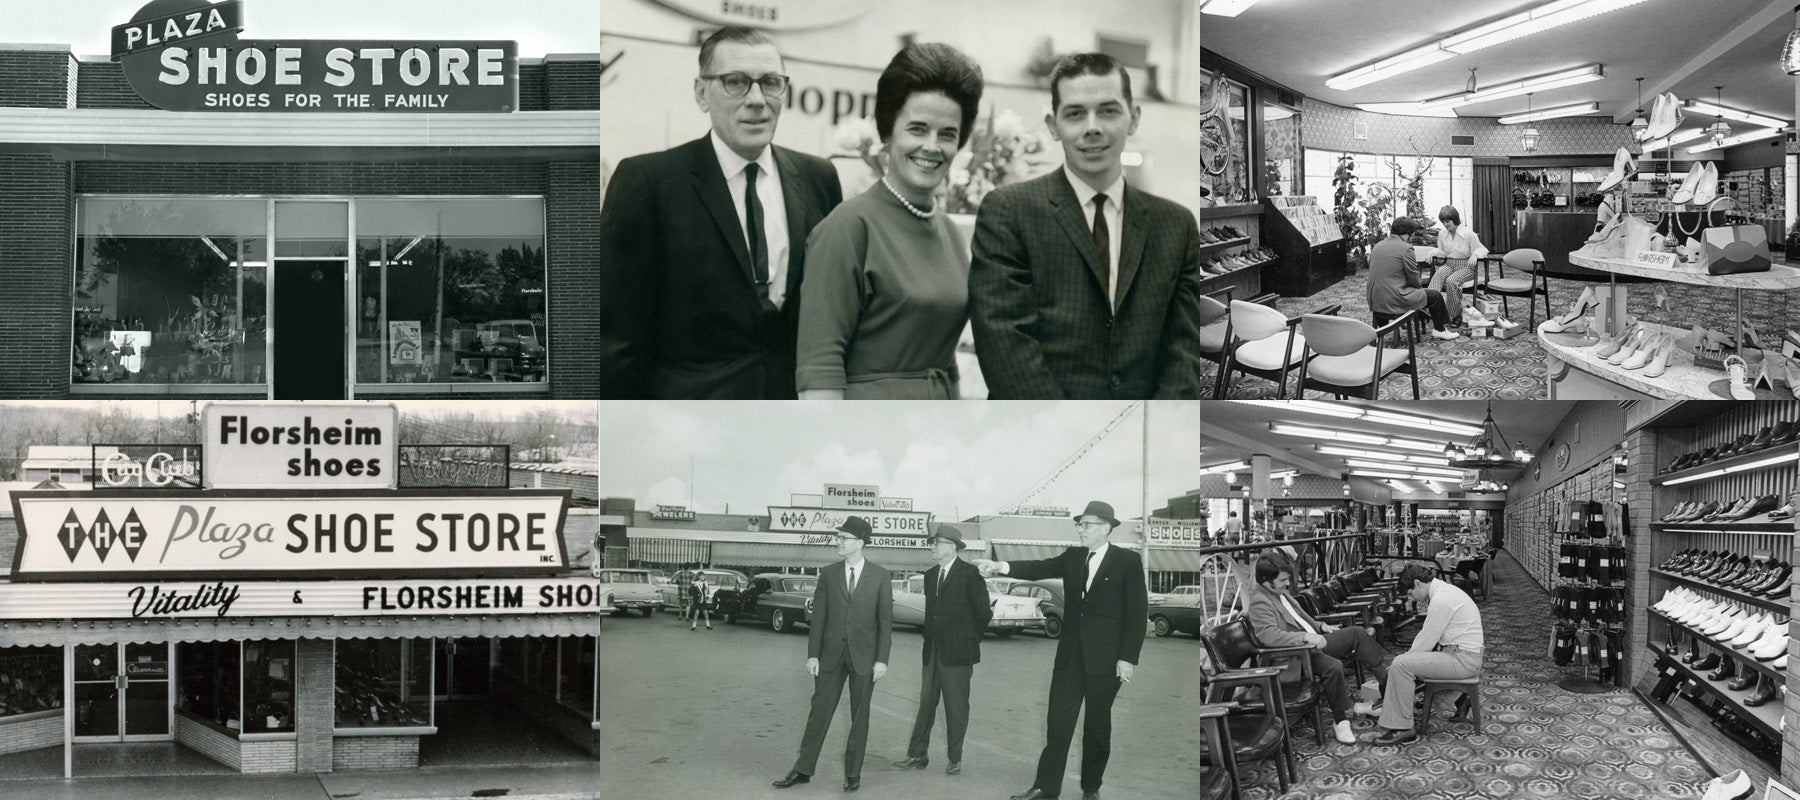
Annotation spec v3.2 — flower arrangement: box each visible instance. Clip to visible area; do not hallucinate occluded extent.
[944,108,1052,215]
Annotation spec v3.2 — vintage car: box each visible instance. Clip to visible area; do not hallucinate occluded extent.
[661,569,751,612]
[713,573,818,632]
[595,569,659,617]
[456,319,546,382]
[890,573,1045,637]
[1149,601,1205,638]
[1000,578,1066,639]
[1161,585,1205,606]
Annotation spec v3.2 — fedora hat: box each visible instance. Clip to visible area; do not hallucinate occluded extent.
[1074,501,1121,529]
[835,516,873,542]
[927,528,967,550]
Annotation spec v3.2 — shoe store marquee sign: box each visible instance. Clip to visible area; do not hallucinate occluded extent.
[767,506,932,547]
[112,0,517,112]
[1145,519,1209,548]
[9,489,570,581]
[0,577,607,619]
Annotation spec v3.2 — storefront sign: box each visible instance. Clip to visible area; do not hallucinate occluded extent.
[879,497,913,511]
[0,577,605,618]
[646,0,878,30]
[396,445,509,489]
[10,489,570,581]
[202,403,397,489]
[767,506,931,547]
[1145,519,1209,548]
[650,505,697,521]
[822,483,879,510]
[1633,250,1679,269]
[94,444,204,488]
[112,1,518,112]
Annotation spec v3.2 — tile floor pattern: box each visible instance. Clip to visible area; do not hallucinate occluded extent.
[1225,550,1712,800]
[1215,269,1800,400]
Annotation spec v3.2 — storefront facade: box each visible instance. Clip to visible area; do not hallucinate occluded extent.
[0,1,599,399]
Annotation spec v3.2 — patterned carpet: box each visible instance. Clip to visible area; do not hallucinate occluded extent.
[1214,270,1800,400]
[1226,550,1711,800]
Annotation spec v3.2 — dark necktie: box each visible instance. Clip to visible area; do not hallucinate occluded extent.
[848,565,857,594]
[744,162,770,293]
[1091,194,1111,307]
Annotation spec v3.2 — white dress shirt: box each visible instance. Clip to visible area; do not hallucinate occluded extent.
[711,133,791,308]
[1278,592,1318,636]
[1412,579,1484,654]
[1084,544,1110,593]
[1065,168,1125,309]
[845,557,864,593]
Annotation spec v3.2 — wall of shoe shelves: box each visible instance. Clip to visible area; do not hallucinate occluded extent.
[1637,400,1800,778]
[1197,204,1269,302]
[1505,456,1621,593]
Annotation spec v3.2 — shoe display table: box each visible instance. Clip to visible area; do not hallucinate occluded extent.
[1568,251,1800,289]
[1538,321,1787,400]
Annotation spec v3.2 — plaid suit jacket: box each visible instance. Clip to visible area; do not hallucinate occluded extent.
[969,169,1202,399]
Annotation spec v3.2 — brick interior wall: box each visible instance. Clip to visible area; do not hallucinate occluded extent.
[0,711,61,755]
[0,154,75,399]
[296,638,333,772]
[331,735,420,771]
[174,713,241,770]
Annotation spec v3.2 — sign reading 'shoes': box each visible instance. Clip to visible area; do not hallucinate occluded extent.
[112,0,517,112]
[203,403,396,489]
[9,489,570,581]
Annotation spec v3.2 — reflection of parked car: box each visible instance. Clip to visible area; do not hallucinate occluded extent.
[891,573,1044,637]
[458,319,545,381]
[714,573,818,632]
[1002,579,1065,639]
[664,569,749,612]
[1149,602,1204,638]
[595,569,659,617]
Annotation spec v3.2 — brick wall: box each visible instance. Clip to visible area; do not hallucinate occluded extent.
[518,62,547,112]
[174,713,240,770]
[1622,429,1655,686]
[0,711,61,755]
[241,738,299,773]
[331,735,420,770]
[0,49,71,108]
[545,59,599,111]
[296,638,333,772]
[75,162,548,195]
[72,59,151,110]
[0,154,75,399]
[493,674,598,756]
[546,162,600,397]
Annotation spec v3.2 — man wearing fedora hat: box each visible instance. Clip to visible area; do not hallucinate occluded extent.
[893,528,991,777]
[775,516,893,793]
[974,500,1147,800]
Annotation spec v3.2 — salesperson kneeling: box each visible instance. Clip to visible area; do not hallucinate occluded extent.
[1374,564,1483,745]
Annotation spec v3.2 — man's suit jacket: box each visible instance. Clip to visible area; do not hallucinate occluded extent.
[969,170,1202,399]
[599,135,843,399]
[1007,546,1148,675]
[806,559,894,676]
[922,558,993,667]
[1242,581,1323,651]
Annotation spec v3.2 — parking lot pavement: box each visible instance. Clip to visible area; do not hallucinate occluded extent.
[600,609,1200,800]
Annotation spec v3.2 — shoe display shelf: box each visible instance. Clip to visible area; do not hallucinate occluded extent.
[1640,402,1799,775]
[1199,202,1275,303]
[1260,195,1347,298]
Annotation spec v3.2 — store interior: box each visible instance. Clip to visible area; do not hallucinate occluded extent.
[1196,398,1800,799]
[1199,1,1800,401]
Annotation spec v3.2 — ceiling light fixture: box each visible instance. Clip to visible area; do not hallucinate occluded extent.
[1682,99,1789,130]
[1198,0,1261,16]
[1499,101,1601,125]
[1706,86,1733,146]
[1268,423,1445,452]
[1239,400,1483,435]
[1630,77,1648,136]
[1639,127,1707,153]
[1686,126,1785,154]
[1520,93,1541,152]
[1325,0,1652,91]
[1444,402,1533,469]
[1348,469,1418,481]
[1343,460,1467,479]
[1201,460,1252,475]
[1353,102,1460,118]
[1419,64,1604,111]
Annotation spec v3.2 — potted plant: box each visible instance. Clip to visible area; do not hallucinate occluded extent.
[1332,154,1365,270]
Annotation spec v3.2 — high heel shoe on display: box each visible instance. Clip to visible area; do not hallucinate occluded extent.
[1597,146,1635,192]
[1608,329,1651,366]
[1671,161,1705,204]
[1642,335,1677,378]
[1541,287,1595,334]
[1595,323,1638,358]
[1621,333,1665,370]
[1724,355,1757,400]
[1692,162,1720,205]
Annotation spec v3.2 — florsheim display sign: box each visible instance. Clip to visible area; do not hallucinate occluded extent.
[111,0,518,112]
[0,577,607,618]
[202,402,397,489]
[10,489,570,581]
[767,506,931,547]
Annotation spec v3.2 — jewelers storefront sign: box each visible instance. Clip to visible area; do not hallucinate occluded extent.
[9,489,570,581]
[112,0,517,112]
[0,578,605,618]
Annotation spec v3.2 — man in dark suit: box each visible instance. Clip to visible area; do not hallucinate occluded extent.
[775,517,893,793]
[600,26,844,398]
[893,530,991,776]
[970,53,1202,399]
[975,501,1148,800]
[1243,558,1390,745]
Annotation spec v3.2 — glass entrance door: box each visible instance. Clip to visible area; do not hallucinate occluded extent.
[434,638,491,699]
[73,643,171,742]
[271,200,351,399]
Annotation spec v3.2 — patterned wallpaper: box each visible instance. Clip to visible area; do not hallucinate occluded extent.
[1303,98,1638,158]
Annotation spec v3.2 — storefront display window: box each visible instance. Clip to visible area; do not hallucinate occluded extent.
[1200,69,1251,203]
[557,636,596,715]
[354,199,547,387]
[242,640,295,734]
[178,640,241,729]
[0,646,61,717]
[75,198,268,387]
[335,638,432,729]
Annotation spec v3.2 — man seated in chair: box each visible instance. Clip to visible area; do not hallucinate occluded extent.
[1373,564,1484,745]
[1243,558,1391,745]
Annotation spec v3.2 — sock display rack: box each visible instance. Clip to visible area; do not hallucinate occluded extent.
[1552,498,1628,693]
[1642,401,1800,775]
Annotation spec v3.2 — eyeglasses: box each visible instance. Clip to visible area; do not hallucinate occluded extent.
[702,72,790,98]
[1074,520,1110,530]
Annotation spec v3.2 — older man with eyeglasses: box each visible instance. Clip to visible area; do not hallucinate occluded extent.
[600,25,843,399]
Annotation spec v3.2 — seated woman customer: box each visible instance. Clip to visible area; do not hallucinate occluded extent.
[795,43,985,399]
[1367,217,1458,341]
[1425,206,1492,328]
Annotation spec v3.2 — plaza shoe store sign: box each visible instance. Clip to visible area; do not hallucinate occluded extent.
[9,489,571,581]
[111,0,517,112]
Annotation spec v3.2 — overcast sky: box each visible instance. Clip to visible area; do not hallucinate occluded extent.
[19,0,596,57]
[600,402,1199,521]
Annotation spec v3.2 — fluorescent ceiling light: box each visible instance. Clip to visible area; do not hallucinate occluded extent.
[1354,102,1459,118]
[1270,469,1299,480]
[1419,64,1604,111]
[1687,127,1784,154]
[1344,460,1466,479]
[1349,469,1416,481]
[1201,460,1251,475]
[1328,0,1649,91]
[1684,100,1788,130]
[1270,423,1444,452]
[1316,446,1453,466]
[1265,106,1296,121]
[1638,127,1706,152]
[1243,401,1482,436]
[1199,0,1260,16]
[1499,102,1601,125]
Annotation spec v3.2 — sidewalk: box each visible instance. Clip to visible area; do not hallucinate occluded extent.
[2,763,602,800]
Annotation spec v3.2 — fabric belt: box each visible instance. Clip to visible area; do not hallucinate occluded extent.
[846,367,955,396]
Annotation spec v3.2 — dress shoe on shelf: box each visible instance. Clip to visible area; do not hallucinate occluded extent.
[1671,161,1706,204]
[1643,334,1678,378]
[1622,332,1665,370]
[1607,330,1652,366]
[1692,652,1722,671]
[1597,323,1639,358]
[1010,788,1058,800]
[844,777,860,793]
[773,771,812,788]
[1746,677,1782,708]
[1645,91,1682,140]
[1542,287,1596,334]
[892,757,928,769]
[1777,654,1790,669]
[945,762,961,776]
[1771,420,1798,445]
[1693,162,1721,205]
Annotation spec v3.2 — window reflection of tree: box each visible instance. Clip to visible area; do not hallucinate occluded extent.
[361,237,546,384]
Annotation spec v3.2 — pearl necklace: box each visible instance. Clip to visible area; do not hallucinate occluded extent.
[881,176,934,219]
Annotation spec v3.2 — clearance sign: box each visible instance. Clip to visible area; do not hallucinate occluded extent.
[111,0,518,112]
[9,489,570,581]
